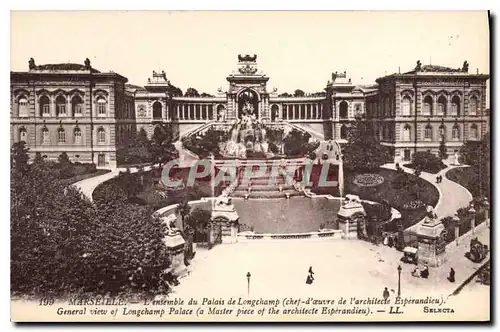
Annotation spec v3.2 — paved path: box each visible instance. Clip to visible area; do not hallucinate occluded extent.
[381,163,472,220]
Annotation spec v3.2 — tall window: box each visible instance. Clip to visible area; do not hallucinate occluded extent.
[439,125,446,140]
[469,96,478,116]
[72,96,83,116]
[153,101,162,119]
[437,96,447,116]
[74,128,82,144]
[39,96,50,116]
[424,124,433,140]
[451,96,461,116]
[97,97,107,116]
[57,128,66,143]
[18,97,28,117]
[401,96,411,116]
[340,125,347,139]
[41,128,49,144]
[402,125,411,141]
[56,95,66,116]
[422,96,433,116]
[97,128,106,144]
[470,124,478,139]
[452,124,460,140]
[339,101,348,119]
[19,128,27,142]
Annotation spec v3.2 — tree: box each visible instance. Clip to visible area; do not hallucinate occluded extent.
[34,152,44,165]
[183,208,211,263]
[342,117,392,172]
[294,89,305,97]
[460,132,490,198]
[168,85,183,97]
[175,200,191,230]
[118,128,152,165]
[278,92,292,97]
[283,129,318,157]
[184,88,200,97]
[150,124,179,168]
[200,92,214,97]
[438,136,448,160]
[11,141,30,174]
[411,151,446,173]
[58,152,71,165]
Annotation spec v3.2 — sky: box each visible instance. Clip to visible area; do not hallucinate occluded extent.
[11,11,490,96]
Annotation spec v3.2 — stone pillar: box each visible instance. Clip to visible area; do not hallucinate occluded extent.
[416,208,446,267]
[176,104,180,120]
[66,98,71,117]
[51,97,56,117]
[337,195,366,240]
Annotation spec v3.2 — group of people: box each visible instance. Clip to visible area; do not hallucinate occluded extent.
[436,175,444,183]
[383,234,399,248]
[411,265,455,282]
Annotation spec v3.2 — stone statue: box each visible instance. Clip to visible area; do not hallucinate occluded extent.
[425,206,437,221]
[215,193,231,206]
[462,61,469,73]
[415,60,422,71]
[28,58,36,70]
[84,58,91,70]
[454,151,460,165]
[242,101,254,115]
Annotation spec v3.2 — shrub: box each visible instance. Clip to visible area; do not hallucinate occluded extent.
[409,151,447,174]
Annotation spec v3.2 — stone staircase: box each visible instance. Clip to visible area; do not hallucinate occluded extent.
[231,171,302,199]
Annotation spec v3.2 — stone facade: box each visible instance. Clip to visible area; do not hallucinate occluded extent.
[10,56,489,167]
[10,58,135,168]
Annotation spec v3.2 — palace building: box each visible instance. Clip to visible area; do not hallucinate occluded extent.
[10,55,489,168]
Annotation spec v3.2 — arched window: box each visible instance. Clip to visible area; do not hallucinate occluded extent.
[424,124,433,140]
[422,95,433,116]
[451,96,461,116]
[439,125,446,140]
[97,97,107,116]
[55,95,66,116]
[216,104,225,121]
[18,97,29,117]
[57,128,66,143]
[470,124,478,139]
[74,128,82,144]
[19,128,27,142]
[271,104,279,121]
[97,127,106,144]
[153,101,162,119]
[39,96,50,116]
[72,95,84,116]
[41,128,49,144]
[437,96,447,116]
[452,124,460,140]
[339,101,348,119]
[402,125,411,141]
[401,95,411,116]
[469,96,478,116]
[340,125,347,139]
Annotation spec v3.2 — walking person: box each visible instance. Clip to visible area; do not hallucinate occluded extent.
[306,266,315,285]
[383,287,390,301]
[448,268,455,283]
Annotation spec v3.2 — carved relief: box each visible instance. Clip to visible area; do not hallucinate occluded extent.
[137,105,146,117]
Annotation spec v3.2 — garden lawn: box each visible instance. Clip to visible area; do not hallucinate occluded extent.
[345,168,440,230]
[446,166,489,198]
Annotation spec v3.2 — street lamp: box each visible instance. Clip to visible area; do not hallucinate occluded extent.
[246,272,251,296]
[453,214,460,246]
[397,265,402,299]
[469,206,476,235]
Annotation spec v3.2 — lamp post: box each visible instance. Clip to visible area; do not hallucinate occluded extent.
[453,214,460,246]
[246,272,251,296]
[483,198,490,228]
[397,265,402,299]
[469,206,476,235]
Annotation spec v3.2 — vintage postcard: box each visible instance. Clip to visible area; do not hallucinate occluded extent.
[10,10,490,322]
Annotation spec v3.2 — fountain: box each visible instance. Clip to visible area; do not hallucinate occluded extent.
[219,100,272,159]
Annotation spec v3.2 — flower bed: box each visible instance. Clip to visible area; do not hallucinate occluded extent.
[352,173,384,187]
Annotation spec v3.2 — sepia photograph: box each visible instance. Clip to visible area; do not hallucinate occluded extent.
[9,10,491,322]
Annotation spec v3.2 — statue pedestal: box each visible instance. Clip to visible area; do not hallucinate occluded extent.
[416,217,447,267]
[337,195,366,239]
[163,230,188,278]
[211,198,240,244]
